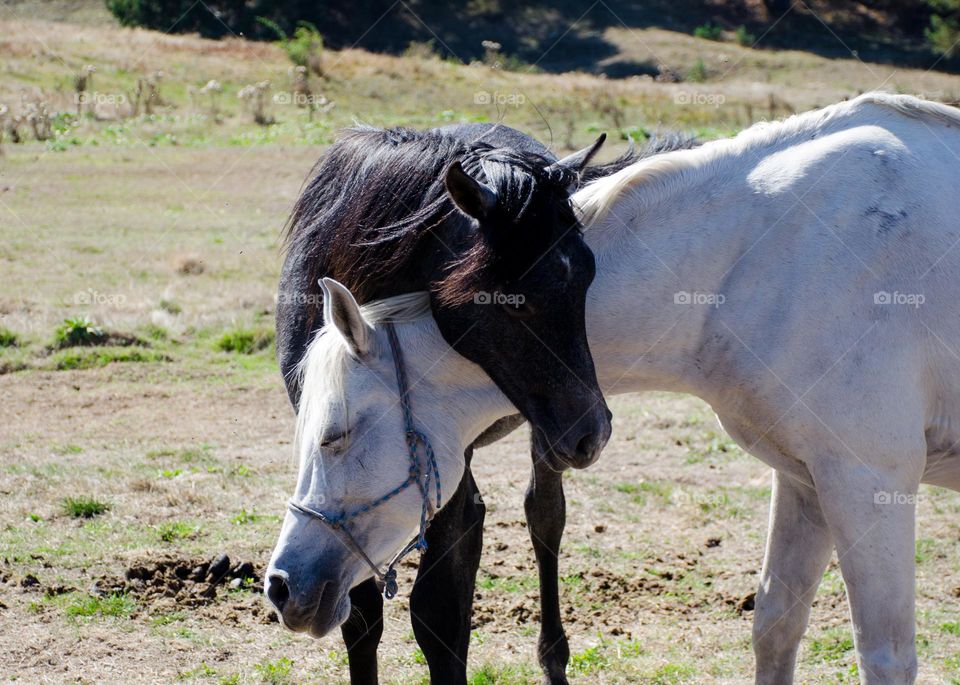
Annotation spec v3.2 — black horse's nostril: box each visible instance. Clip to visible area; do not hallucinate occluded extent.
[575,432,599,463]
[266,574,290,612]
[604,407,613,422]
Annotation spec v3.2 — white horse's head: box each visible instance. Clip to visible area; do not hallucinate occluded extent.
[265,278,512,637]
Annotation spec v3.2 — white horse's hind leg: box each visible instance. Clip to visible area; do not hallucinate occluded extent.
[812,458,921,684]
[753,471,833,685]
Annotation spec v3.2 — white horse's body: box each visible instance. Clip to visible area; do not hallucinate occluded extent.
[576,92,960,683]
[271,93,960,682]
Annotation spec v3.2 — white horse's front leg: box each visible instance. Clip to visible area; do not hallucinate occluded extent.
[812,459,920,684]
[753,470,833,685]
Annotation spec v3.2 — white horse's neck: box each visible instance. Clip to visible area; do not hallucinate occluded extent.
[577,92,958,404]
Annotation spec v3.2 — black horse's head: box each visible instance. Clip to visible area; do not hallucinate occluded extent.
[282,125,611,468]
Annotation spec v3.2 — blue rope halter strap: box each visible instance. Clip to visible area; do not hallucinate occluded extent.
[287,321,442,600]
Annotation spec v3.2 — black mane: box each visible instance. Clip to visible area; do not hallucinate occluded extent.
[580,131,700,183]
[283,126,582,307]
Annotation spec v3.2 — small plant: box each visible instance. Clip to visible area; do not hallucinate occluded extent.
[735,25,756,46]
[150,611,187,626]
[928,8,960,58]
[253,657,293,685]
[481,39,502,65]
[73,65,95,115]
[231,508,260,525]
[215,327,273,354]
[686,58,709,83]
[156,521,195,543]
[197,80,223,121]
[65,592,135,618]
[694,23,723,41]
[259,19,324,76]
[55,348,166,370]
[159,299,182,315]
[177,663,217,680]
[0,103,7,154]
[0,327,17,347]
[941,621,960,635]
[809,628,855,662]
[54,316,106,348]
[61,496,110,518]
[143,323,168,341]
[649,662,696,684]
[569,645,607,674]
[238,81,275,126]
[403,40,440,60]
[468,663,537,685]
[23,95,53,141]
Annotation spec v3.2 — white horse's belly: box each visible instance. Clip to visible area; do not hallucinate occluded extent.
[715,411,816,487]
[923,413,960,490]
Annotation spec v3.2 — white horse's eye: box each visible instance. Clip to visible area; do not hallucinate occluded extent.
[320,429,349,450]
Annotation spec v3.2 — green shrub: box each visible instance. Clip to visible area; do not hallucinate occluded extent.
[254,657,293,685]
[686,58,709,83]
[54,316,106,348]
[735,25,756,46]
[156,521,196,543]
[61,496,110,518]
[143,323,168,341]
[927,9,960,56]
[259,18,324,75]
[55,348,167,370]
[215,327,273,354]
[65,592,135,618]
[694,23,723,41]
[0,328,18,347]
[158,299,182,315]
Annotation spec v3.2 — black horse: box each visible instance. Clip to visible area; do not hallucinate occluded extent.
[274,122,623,682]
[324,131,698,685]
[276,123,611,470]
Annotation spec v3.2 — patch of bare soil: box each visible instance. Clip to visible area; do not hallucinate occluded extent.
[94,553,277,624]
[472,550,758,637]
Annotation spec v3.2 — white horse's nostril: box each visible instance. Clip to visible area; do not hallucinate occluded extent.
[266,573,290,612]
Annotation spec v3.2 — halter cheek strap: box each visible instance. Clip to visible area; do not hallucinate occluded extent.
[287,321,442,600]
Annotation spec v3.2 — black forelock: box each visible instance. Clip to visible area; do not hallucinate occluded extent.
[283,125,579,307]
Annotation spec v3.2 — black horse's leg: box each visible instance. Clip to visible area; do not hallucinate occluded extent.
[526,452,569,685]
[340,579,385,685]
[410,447,485,685]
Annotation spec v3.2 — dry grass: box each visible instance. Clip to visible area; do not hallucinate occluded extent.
[4,15,960,154]
[4,10,960,685]
[1,146,960,684]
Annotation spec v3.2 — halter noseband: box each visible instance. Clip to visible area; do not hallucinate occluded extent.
[287,321,442,600]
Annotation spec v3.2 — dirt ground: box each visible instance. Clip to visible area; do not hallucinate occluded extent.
[3,361,960,684]
[2,145,960,684]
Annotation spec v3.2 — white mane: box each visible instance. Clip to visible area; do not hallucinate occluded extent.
[574,92,960,226]
[294,291,432,459]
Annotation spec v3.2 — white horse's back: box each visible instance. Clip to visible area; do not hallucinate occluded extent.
[582,94,960,488]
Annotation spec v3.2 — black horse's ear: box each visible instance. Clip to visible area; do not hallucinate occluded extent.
[444,160,497,221]
[547,133,607,174]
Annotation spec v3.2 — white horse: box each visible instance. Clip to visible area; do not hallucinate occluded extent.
[267,93,960,683]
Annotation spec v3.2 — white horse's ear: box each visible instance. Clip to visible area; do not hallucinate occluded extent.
[320,278,372,357]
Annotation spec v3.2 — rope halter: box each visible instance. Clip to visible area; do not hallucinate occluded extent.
[287,321,442,599]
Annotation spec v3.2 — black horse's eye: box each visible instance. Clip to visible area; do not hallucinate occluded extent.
[501,299,535,319]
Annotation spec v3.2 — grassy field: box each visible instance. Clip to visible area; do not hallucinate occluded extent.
[4,7,960,685]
